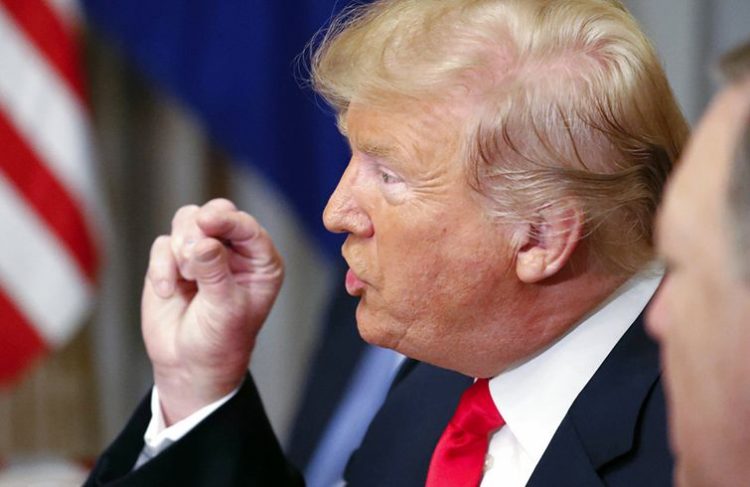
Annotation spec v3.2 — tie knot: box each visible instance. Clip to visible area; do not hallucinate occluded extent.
[452,378,505,437]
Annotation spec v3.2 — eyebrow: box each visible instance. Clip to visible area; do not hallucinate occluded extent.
[357,142,401,160]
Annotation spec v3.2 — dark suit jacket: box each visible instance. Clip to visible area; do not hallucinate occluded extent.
[86,313,671,486]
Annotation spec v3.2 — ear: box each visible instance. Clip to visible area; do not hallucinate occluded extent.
[514,206,584,284]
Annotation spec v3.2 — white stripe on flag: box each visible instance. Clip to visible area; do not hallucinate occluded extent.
[0,173,93,346]
[0,4,99,215]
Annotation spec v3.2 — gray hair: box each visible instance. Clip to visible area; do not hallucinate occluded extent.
[720,40,750,279]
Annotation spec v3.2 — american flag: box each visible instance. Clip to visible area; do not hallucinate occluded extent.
[0,0,100,385]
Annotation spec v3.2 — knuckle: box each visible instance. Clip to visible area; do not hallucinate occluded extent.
[205,198,237,211]
[197,206,233,229]
[147,258,165,281]
[153,234,171,249]
[151,235,170,253]
[150,236,173,262]
[241,213,260,235]
[172,204,199,227]
[256,226,272,244]
[148,238,174,274]
[195,237,223,257]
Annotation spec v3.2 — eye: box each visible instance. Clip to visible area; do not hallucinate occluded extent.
[379,168,401,185]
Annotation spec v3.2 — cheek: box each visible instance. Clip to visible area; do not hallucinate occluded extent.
[367,203,514,327]
[380,228,511,318]
[666,272,715,339]
[660,278,708,385]
[660,272,742,461]
[375,214,447,280]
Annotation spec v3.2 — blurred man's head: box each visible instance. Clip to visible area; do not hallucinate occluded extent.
[315,0,688,377]
[648,40,750,487]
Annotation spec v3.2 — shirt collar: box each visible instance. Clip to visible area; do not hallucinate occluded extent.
[487,267,663,465]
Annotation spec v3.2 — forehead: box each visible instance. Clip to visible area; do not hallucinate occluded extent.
[660,86,750,251]
[343,99,471,169]
[345,98,466,137]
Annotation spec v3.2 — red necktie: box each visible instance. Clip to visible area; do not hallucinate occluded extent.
[425,378,505,487]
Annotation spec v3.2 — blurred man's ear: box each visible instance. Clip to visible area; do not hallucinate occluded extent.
[514,206,584,283]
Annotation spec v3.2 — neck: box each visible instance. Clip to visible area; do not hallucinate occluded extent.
[468,265,632,378]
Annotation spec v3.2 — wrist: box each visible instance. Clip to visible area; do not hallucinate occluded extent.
[154,366,247,425]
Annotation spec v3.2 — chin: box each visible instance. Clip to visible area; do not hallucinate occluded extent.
[356,321,387,347]
[354,304,403,351]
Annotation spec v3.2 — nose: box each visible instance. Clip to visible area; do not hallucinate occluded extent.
[645,280,669,342]
[323,161,374,237]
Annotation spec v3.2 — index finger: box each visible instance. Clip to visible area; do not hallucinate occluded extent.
[196,208,276,261]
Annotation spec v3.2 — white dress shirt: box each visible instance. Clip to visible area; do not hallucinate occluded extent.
[480,269,662,486]
[140,269,662,486]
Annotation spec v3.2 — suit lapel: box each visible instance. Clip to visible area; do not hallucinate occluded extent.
[343,361,472,487]
[526,418,606,487]
[527,313,661,485]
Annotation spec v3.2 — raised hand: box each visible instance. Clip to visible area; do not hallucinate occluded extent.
[142,198,284,424]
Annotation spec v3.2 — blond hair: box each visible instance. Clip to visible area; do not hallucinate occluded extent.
[312,0,689,274]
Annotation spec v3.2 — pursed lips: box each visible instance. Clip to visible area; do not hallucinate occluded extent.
[345,268,366,295]
[341,247,369,296]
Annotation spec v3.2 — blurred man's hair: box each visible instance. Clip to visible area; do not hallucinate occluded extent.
[312,0,689,274]
[720,39,750,279]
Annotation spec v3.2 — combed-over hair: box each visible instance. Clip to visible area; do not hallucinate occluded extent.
[311,0,689,274]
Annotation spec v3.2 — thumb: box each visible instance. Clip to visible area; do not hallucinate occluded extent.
[191,238,234,304]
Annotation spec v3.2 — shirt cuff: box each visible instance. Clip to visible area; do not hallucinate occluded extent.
[134,385,240,469]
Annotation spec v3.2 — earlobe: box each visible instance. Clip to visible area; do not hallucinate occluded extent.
[515,207,584,284]
[516,246,547,283]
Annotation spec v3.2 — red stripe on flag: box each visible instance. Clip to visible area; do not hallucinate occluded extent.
[0,110,97,282]
[0,288,47,386]
[0,0,86,102]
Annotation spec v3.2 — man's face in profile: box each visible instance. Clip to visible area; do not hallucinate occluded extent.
[321,99,536,377]
[647,83,750,486]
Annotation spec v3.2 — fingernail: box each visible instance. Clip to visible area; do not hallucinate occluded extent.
[157,279,174,297]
